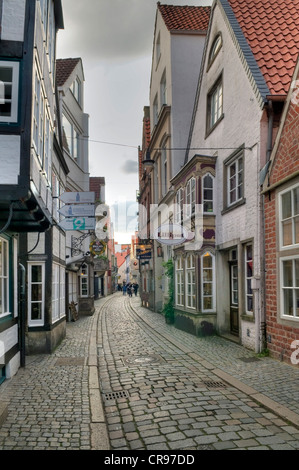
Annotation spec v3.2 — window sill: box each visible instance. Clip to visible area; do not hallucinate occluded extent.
[222,198,246,215]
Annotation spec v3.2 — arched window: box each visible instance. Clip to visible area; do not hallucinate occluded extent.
[208,34,222,66]
[201,252,216,312]
[203,173,214,213]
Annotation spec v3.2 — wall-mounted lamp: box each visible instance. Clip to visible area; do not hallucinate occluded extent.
[142,150,155,168]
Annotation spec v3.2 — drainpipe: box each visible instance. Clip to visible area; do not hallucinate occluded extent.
[259,99,274,353]
[18,263,26,368]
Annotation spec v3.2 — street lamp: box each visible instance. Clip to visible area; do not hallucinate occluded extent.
[142,149,155,168]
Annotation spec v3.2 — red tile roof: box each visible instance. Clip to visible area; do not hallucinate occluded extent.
[56,58,81,87]
[158,3,211,32]
[227,0,299,95]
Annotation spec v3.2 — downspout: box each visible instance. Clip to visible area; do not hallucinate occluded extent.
[259,100,274,353]
[18,263,26,368]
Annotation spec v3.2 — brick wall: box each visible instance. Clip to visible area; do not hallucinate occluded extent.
[264,80,299,365]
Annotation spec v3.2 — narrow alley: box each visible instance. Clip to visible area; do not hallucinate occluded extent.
[0,293,298,452]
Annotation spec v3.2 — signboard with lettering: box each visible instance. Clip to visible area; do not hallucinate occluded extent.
[137,245,152,260]
[59,204,95,217]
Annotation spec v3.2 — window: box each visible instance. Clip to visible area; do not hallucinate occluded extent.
[228,155,243,206]
[28,263,45,326]
[186,177,196,218]
[80,263,89,297]
[208,34,222,66]
[245,245,253,314]
[175,188,184,225]
[186,254,196,309]
[71,77,81,105]
[0,61,20,123]
[62,113,80,160]
[201,252,215,312]
[161,145,167,196]
[153,95,158,126]
[280,185,299,248]
[0,238,9,318]
[160,71,167,106]
[52,263,65,322]
[47,0,55,73]
[203,173,214,213]
[156,33,161,65]
[280,257,299,319]
[207,77,223,133]
[175,256,184,306]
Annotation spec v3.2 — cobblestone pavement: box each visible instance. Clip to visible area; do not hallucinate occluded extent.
[99,294,299,451]
[0,293,298,451]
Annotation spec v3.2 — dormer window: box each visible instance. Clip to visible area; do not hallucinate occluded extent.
[208,34,222,67]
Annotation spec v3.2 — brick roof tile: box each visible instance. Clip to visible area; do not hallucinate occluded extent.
[158,3,211,32]
[227,0,299,95]
[56,58,81,87]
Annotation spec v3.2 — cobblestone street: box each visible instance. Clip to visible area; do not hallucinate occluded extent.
[0,293,298,451]
[99,294,299,450]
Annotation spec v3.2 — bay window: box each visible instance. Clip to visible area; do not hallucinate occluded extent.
[203,173,214,213]
[186,177,196,218]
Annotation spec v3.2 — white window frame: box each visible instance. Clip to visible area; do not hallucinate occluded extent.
[228,156,243,206]
[279,183,299,250]
[201,251,216,312]
[0,61,20,123]
[71,76,82,105]
[203,173,214,214]
[245,244,253,314]
[186,177,196,218]
[153,94,158,126]
[280,255,299,322]
[208,78,223,131]
[185,254,196,309]
[175,256,184,307]
[175,188,184,225]
[0,237,10,318]
[62,113,80,161]
[28,262,45,327]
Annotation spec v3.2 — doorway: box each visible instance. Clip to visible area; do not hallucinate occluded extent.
[229,249,239,336]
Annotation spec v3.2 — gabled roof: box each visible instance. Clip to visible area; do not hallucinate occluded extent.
[226,0,299,96]
[56,58,81,87]
[157,2,211,32]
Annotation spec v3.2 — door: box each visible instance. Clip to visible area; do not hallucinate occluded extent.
[230,262,239,335]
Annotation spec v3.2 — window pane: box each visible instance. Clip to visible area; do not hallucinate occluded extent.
[203,297,212,310]
[295,290,299,317]
[0,282,2,314]
[294,188,299,216]
[0,67,13,83]
[32,284,42,302]
[247,295,253,312]
[283,289,293,316]
[282,192,292,219]
[295,216,299,244]
[0,102,11,116]
[282,219,293,246]
[283,260,293,287]
[31,303,42,320]
[204,201,213,212]
[203,254,212,268]
[32,265,42,282]
[296,259,299,288]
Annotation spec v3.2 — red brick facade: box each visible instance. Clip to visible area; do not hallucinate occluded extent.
[264,64,299,365]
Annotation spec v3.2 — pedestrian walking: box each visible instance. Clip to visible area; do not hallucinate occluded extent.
[122,282,127,296]
[133,282,139,296]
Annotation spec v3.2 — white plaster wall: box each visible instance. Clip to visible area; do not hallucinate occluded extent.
[0,325,18,362]
[189,6,262,256]
[1,0,26,42]
[0,135,20,184]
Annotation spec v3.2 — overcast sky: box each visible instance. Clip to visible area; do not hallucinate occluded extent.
[57,0,212,242]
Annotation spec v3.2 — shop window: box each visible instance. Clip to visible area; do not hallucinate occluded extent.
[175,256,184,306]
[28,263,45,326]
